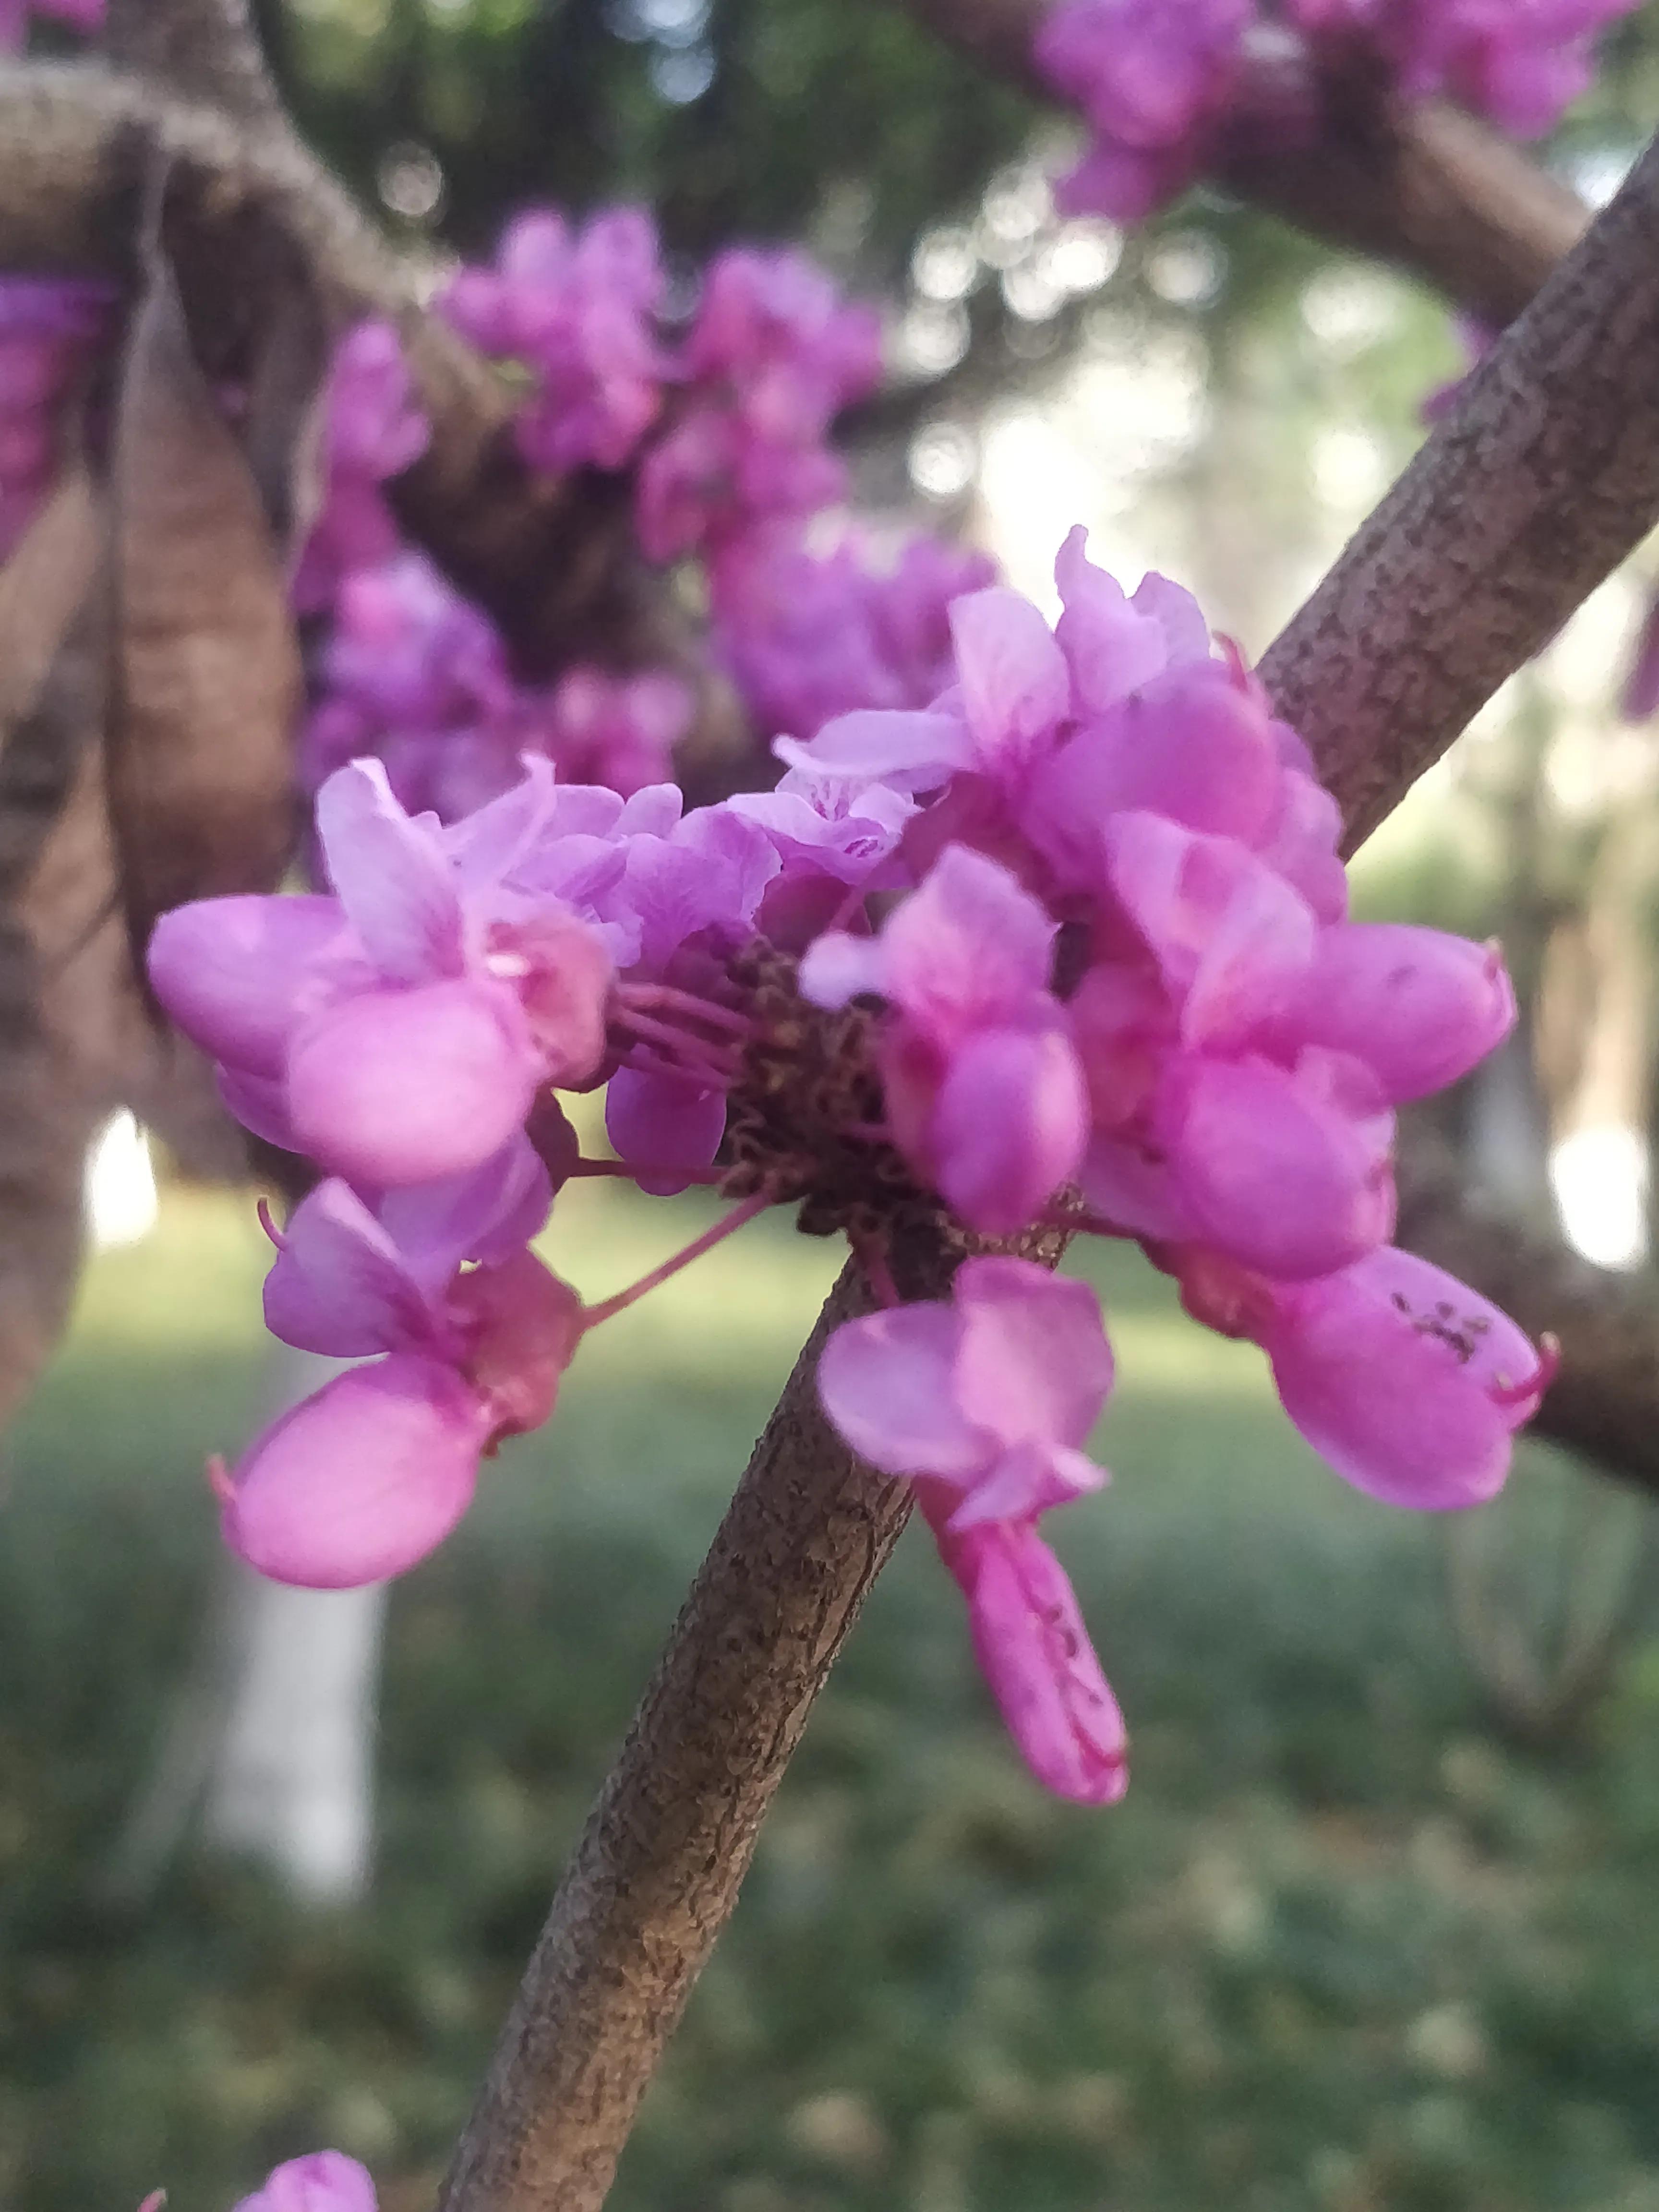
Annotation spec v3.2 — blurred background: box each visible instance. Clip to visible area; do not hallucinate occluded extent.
[15,3,1659,2209]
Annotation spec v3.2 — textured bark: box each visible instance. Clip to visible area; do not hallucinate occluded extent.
[1260,132,1659,854]
[893,0,1587,325]
[1396,1130,1659,1500]
[437,1214,1072,2212]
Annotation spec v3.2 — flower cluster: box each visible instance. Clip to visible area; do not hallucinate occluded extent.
[443,210,882,574]
[0,276,109,558]
[1036,0,1639,219]
[713,527,998,747]
[296,251,977,814]
[304,549,693,818]
[149,528,1547,1807]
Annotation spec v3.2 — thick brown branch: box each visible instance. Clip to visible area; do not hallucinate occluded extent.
[437,1214,1072,2212]
[1260,132,1659,851]
[0,65,698,685]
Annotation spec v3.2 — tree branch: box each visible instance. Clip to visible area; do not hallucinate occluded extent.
[1260,131,1659,852]
[891,0,1588,325]
[437,1210,1072,2212]
[0,65,703,689]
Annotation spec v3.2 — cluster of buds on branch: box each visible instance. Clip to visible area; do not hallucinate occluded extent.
[1037,0,1643,217]
[149,526,1551,1807]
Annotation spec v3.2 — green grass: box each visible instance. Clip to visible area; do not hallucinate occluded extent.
[6,1185,1659,2212]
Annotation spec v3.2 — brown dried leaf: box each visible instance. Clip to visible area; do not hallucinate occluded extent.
[110,225,301,951]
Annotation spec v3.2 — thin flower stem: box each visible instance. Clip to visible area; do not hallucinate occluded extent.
[618,982,757,1038]
[580,1194,771,1329]
[615,1045,733,1093]
[613,1007,742,1080]
[1039,1205,1128,1240]
[569,1157,723,1187]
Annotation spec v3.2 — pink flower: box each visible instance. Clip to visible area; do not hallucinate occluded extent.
[293,323,430,614]
[801,842,1088,1237]
[1036,0,1252,218]
[220,1150,579,1586]
[231,2153,377,2212]
[149,759,614,1187]
[934,1516,1129,1804]
[443,206,670,474]
[818,1257,1125,1803]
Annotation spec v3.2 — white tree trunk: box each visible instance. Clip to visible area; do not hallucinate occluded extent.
[113,1345,387,1905]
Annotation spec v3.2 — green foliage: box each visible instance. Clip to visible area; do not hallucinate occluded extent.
[8,1192,1659,2212]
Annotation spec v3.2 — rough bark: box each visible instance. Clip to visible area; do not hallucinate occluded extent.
[437,1214,1073,2212]
[893,0,1587,325]
[1260,132,1659,854]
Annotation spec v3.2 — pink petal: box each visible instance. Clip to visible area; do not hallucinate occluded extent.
[221,1356,493,1587]
[879,843,1058,1046]
[774,709,971,793]
[945,1441,1106,1531]
[232,2153,378,2212]
[1023,671,1282,889]
[930,1022,1088,1237]
[952,1254,1114,1450]
[1053,524,1172,711]
[217,1065,301,1152]
[1156,1049,1395,1281]
[817,1304,986,1478]
[1105,811,1316,1048]
[797,927,889,1008]
[938,1517,1128,1805]
[315,759,464,984]
[949,587,1071,767]
[447,1248,585,1436]
[603,1065,727,1196]
[287,979,538,1187]
[377,1135,553,1290]
[263,1180,441,1358]
[1078,1129,1192,1241]
[1277,923,1516,1101]
[1265,1248,1544,1510]
[147,895,354,1077]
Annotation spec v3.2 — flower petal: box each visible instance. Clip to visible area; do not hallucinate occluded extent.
[930,1023,1088,1237]
[817,1303,986,1478]
[221,1355,492,1587]
[1265,1248,1542,1510]
[951,1255,1115,1450]
[603,1065,727,1196]
[147,894,353,1077]
[949,587,1070,766]
[937,1516,1128,1804]
[287,979,538,1187]
[263,1180,440,1358]
[315,758,464,984]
